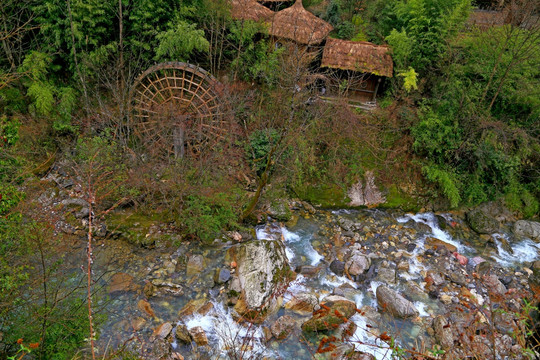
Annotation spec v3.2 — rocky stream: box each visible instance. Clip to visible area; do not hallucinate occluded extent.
[65,198,540,360]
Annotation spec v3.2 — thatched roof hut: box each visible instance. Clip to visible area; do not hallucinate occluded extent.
[321,38,393,77]
[267,0,333,45]
[230,0,274,22]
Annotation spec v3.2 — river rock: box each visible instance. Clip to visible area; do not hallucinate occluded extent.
[186,255,205,276]
[302,295,356,332]
[466,206,500,234]
[214,268,231,284]
[329,260,345,276]
[231,240,291,321]
[178,299,212,318]
[376,286,418,318]
[296,265,320,276]
[425,237,457,252]
[108,272,138,293]
[152,322,172,340]
[144,281,156,297]
[270,315,296,340]
[514,220,540,242]
[433,315,454,350]
[131,317,146,331]
[175,324,192,344]
[376,266,396,284]
[265,199,292,221]
[284,293,318,314]
[137,299,156,318]
[482,274,507,296]
[345,253,371,276]
[188,326,208,346]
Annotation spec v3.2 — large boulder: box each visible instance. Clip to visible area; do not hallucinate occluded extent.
[466,203,503,234]
[231,240,292,321]
[376,286,418,318]
[514,220,540,242]
[302,295,356,332]
[345,253,371,276]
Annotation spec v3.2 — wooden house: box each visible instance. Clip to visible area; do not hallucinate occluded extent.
[320,38,393,105]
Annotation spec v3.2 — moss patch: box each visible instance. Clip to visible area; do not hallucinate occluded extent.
[381,184,420,212]
[293,184,351,208]
[106,209,171,247]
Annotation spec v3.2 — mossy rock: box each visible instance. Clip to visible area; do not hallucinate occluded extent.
[466,207,499,234]
[301,295,356,333]
[381,184,420,211]
[106,210,169,247]
[293,184,351,208]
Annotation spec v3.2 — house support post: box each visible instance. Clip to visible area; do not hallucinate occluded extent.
[372,77,382,103]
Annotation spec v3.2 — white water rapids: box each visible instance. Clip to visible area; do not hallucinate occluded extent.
[178,212,538,359]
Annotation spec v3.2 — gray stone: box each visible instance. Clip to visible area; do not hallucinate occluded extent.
[266,199,292,221]
[482,274,507,296]
[231,240,290,321]
[466,205,500,234]
[329,260,345,276]
[376,267,396,284]
[345,254,371,276]
[376,285,418,318]
[214,268,231,284]
[514,220,540,242]
[348,171,386,207]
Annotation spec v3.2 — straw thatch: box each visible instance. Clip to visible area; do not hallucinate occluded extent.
[230,0,274,22]
[267,0,333,45]
[321,38,393,77]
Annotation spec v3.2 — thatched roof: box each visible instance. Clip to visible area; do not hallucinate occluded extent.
[230,0,274,22]
[267,0,333,45]
[321,38,393,77]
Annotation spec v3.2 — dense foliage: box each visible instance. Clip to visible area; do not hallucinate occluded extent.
[0,0,539,357]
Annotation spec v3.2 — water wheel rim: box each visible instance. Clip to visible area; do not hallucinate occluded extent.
[128,62,228,159]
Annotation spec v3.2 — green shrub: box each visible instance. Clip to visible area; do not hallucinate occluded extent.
[179,193,239,242]
[505,181,539,218]
[246,128,281,175]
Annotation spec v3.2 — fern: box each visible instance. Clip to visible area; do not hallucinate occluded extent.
[27,81,55,116]
[155,19,209,61]
[422,164,461,208]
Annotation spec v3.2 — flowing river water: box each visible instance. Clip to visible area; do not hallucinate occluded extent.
[93,208,540,359]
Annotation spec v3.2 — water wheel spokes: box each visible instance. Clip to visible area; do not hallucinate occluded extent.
[128,62,228,160]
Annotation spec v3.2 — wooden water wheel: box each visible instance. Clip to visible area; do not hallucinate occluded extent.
[128,62,228,159]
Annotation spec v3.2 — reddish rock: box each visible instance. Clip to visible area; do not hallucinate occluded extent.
[453,252,468,265]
